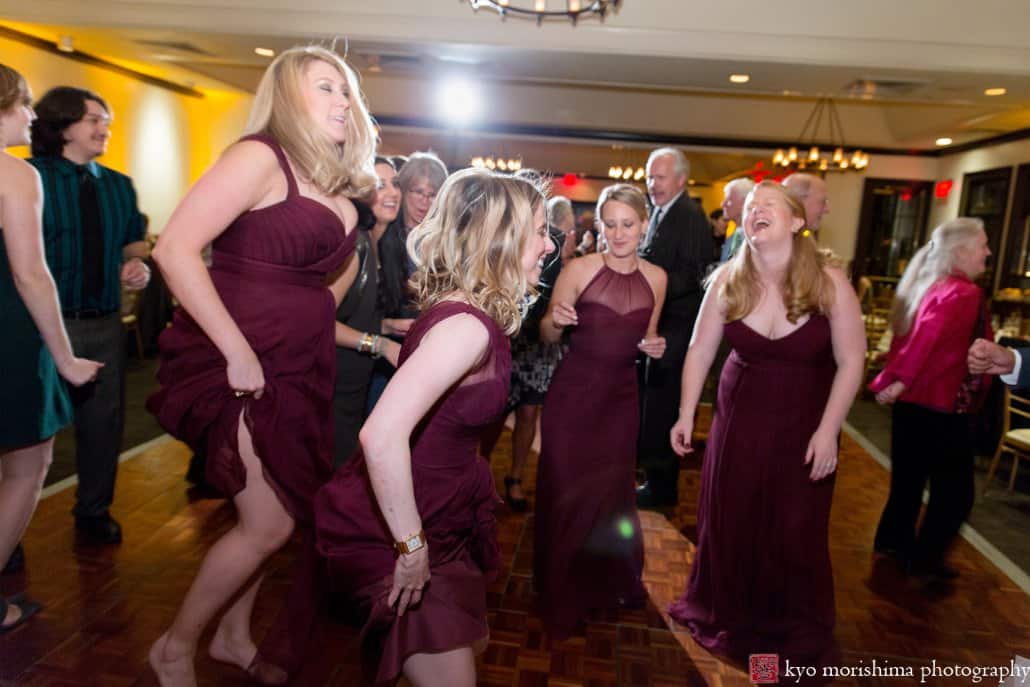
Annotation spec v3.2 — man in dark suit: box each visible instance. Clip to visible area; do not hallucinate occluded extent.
[968,338,1030,388]
[636,147,715,507]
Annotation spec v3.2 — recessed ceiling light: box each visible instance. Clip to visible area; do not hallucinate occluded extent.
[255,47,275,58]
[936,137,953,146]
[984,87,1007,96]
[729,74,750,84]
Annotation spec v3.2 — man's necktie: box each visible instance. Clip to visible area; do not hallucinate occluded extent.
[640,206,663,254]
[78,166,104,305]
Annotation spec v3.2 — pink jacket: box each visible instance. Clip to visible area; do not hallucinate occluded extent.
[869,274,991,413]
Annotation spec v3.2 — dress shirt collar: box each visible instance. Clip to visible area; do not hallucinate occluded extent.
[654,190,684,220]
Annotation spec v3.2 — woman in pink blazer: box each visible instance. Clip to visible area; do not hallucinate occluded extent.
[869,217,992,581]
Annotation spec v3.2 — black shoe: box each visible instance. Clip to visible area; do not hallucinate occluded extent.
[909,560,959,581]
[2,543,25,575]
[75,514,123,545]
[503,476,528,513]
[0,593,42,635]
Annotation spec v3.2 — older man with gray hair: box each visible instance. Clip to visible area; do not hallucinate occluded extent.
[719,177,755,262]
[783,172,830,233]
[547,195,577,263]
[636,146,714,508]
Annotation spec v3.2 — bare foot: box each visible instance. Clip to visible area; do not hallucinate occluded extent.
[208,622,257,671]
[149,633,197,687]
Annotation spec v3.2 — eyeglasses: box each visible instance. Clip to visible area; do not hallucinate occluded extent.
[83,114,112,127]
[407,188,437,203]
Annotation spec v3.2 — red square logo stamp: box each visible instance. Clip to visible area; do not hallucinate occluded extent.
[749,653,779,684]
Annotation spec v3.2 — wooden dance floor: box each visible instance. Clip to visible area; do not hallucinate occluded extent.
[2,409,1029,686]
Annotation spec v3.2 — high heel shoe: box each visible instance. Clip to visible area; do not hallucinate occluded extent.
[503,476,528,513]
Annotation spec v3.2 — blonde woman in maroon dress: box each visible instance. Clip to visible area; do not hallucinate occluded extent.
[534,183,667,639]
[669,181,865,675]
[315,168,554,686]
[146,46,376,686]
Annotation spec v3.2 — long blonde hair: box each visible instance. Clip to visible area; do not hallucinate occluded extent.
[407,168,545,335]
[245,45,376,198]
[712,180,839,322]
[890,217,985,336]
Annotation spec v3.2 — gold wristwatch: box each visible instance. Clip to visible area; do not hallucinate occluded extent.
[395,530,426,555]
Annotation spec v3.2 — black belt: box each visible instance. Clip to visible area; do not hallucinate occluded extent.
[63,309,116,320]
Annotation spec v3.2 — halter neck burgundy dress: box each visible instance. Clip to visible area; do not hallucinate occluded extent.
[315,301,508,685]
[534,260,654,639]
[669,315,839,676]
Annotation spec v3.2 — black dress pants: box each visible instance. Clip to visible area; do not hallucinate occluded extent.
[65,314,125,518]
[636,320,689,506]
[874,401,975,566]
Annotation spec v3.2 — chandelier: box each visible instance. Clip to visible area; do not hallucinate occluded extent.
[471,156,523,172]
[465,0,622,25]
[608,165,645,181]
[772,98,869,173]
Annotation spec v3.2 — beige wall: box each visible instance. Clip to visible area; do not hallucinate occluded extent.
[2,34,252,234]
[931,139,1030,229]
[820,141,1030,270]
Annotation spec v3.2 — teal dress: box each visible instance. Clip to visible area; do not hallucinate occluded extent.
[0,231,73,449]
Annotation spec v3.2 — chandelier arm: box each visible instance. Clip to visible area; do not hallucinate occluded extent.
[829,99,847,149]
[467,0,619,20]
[796,98,824,144]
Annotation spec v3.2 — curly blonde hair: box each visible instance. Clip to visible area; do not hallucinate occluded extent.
[407,168,545,335]
[245,45,376,198]
[712,180,840,323]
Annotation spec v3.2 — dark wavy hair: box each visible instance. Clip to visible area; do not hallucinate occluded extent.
[30,86,108,158]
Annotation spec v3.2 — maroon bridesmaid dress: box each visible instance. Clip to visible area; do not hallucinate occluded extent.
[533,261,654,639]
[148,133,356,523]
[146,133,357,673]
[314,301,508,685]
[669,316,839,673]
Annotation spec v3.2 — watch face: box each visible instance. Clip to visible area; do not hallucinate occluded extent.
[406,535,422,550]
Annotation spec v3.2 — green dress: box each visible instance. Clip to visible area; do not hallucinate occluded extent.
[0,231,72,448]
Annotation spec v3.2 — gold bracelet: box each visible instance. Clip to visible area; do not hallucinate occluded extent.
[358,332,373,354]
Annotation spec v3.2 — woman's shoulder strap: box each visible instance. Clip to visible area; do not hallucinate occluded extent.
[238,133,298,197]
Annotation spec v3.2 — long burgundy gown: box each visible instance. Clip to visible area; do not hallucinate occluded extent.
[147,133,357,671]
[315,301,507,685]
[533,261,654,639]
[669,316,839,673]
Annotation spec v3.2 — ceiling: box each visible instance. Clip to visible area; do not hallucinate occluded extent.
[2,0,1028,182]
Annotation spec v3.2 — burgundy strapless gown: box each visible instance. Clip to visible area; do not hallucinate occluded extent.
[147,134,357,675]
[315,301,507,685]
[669,316,839,674]
[147,134,356,525]
[534,263,654,639]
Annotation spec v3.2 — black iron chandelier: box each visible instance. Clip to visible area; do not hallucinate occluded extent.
[464,0,622,25]
[772,98,869,174]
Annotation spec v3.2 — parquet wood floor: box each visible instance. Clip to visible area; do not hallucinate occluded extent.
[1,408,1027,686]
